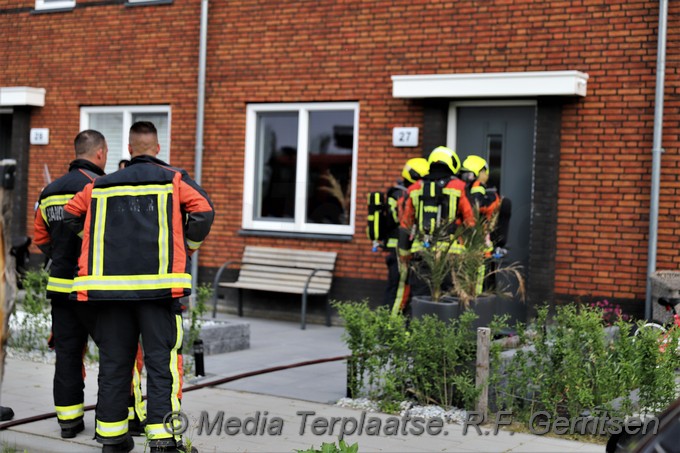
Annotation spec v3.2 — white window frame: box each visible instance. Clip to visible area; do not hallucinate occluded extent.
[35,0,75,11]
[242,102,359,236]
[79,105,171,171]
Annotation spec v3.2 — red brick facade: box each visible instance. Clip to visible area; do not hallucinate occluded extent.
[1,0,679,309]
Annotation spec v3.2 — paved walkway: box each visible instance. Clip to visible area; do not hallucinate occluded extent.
[0,314,602,452]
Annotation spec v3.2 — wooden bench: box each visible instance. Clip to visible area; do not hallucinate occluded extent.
[211,246,337,329]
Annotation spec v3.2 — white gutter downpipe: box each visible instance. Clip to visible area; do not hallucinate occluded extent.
[645,0,668,320]
[191,0,209,295]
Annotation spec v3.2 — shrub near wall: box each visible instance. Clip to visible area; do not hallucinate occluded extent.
[492,305,680,424]
[336,301,507,412]
[338,300,680,434]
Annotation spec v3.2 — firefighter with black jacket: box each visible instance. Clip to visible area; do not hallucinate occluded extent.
[64,121,214,453]
[398,146,475,298]
[33,130,108,439]
[460,155,510,292]
[385,158,429,314]
[460,155,500,221]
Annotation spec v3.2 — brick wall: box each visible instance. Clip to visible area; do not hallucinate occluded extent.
[2,0,679,305]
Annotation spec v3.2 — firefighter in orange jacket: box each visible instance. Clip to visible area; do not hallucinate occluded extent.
[461,155,504,292]
[33,130,107,439]
[398,146,475,299]
[64,121,214,453]
[460,155,500,222]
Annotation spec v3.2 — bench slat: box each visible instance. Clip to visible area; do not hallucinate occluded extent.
[237,274,332,290]
[239,264,333,277]
[234,272,331,288]
[243,248,336,268]
[242,256,335,271]
[243,246,336,261]
[220,281,328,295]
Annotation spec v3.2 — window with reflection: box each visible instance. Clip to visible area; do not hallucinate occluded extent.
[244,103,358,235]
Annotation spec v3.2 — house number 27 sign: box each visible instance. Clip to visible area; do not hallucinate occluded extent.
[392,127,419,147]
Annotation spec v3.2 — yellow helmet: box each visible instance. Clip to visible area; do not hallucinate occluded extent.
[427,146,461,174]
[461,155,489,177]
[401,158,429,184]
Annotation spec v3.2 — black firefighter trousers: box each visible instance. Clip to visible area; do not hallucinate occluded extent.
[94,299,184,445]
[50,295,98,429]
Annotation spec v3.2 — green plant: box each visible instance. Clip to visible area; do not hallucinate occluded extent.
[492,304,680,424]
[8,270,50,353]
[187,284,211,347]
[1,442,27,453]
[409,220,457,302]
[335,300,507,410]
[410,211,525,307]
[183,284,212,376]
[448,217,489,308]
[451,212,526,309]
[407,310,480,408]
[335,300,409,408]
[297,439,359,453]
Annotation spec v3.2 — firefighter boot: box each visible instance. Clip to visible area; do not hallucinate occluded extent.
[60,416,84,439]
[101,435,134,453]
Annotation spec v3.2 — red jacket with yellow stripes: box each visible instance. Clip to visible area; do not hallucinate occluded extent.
[63,155,214,302]
[398,175,474,255]
[469,180,501,220]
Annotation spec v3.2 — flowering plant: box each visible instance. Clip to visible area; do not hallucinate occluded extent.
[590,299,629,326]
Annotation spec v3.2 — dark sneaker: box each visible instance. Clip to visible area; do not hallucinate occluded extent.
[60,419,84,439]
[128,418,146,436]
[102,435,134,453]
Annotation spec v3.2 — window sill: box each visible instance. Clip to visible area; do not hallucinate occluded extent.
[238,229,353,242]
[125,0,173,7]
[31,7,75,14]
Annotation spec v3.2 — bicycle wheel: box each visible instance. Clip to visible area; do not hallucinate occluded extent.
[634,321,680,355]
[634,321,667,337]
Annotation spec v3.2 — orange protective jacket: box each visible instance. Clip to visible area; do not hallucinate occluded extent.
[63,155,214,302]
[469,180,501,220]
[398,175,474,255]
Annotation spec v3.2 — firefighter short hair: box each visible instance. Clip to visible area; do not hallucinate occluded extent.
[129,121,158,137]
[74,129,106,157]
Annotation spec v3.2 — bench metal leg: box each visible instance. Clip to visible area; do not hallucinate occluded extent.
[325,295,331,327]
[211,291,219,318]
[301,291,308,330]
[237,288,243,317]
[211,259,240,318]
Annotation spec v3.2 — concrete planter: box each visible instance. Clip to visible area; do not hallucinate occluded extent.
[195,319,250,355]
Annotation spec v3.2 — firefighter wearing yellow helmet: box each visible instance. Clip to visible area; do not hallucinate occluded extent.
[460,155,500,220]
[398,146,475,299]
[460,155,505,293]
[368,157,429,314]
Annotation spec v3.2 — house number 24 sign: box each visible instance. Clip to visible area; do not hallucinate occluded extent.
[392,127,419,147]
[30,128,50,145]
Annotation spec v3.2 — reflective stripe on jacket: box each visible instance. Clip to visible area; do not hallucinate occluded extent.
[33,160,104,296]
[469,180,501,221]
[398,176,474,255]
[63,155,214,302]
